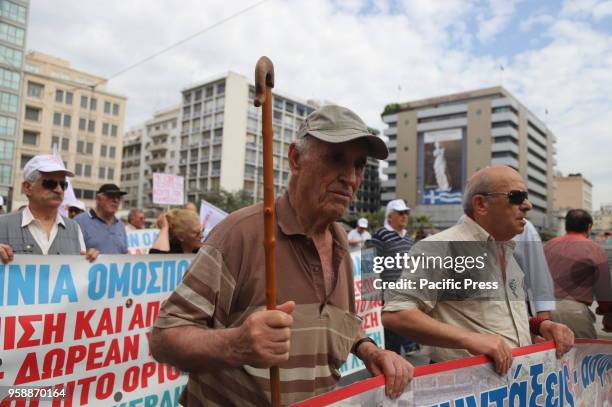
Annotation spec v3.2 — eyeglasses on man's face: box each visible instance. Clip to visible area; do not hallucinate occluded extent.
[41,179,68,191]
[479,190,528,205]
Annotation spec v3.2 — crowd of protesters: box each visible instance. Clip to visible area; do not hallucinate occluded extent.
[0,103,611,405]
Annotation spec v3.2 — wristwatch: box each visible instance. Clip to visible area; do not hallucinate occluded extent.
[351,336,378,356]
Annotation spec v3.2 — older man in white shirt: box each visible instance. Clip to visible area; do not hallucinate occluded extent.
[0,154,98,263]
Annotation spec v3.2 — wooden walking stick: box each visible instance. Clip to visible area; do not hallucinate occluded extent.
[254,56,280,407]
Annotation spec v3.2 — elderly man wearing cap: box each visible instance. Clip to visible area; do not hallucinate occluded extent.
[0,155,98,263]
[370,199,419,355]
[74,183,128,254]
[151,105,413,406]
[348,217,371,250]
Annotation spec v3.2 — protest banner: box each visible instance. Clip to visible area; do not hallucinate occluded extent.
[340,248,384,376]
[295,339,612,406]
[0,254,194,406]
[198,200,227,237]
[126,229,159,255]
[152,173,184,206]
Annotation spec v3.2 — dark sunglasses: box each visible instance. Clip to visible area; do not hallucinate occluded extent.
[480,190,528,205]
[41,179,68,191]
[394,210,410,216]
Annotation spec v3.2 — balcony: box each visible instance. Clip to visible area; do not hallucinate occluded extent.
[491,126,519,140]
[149,156,167,166]
[149,141,168,153]
[491,141,519,155]
[490,155,519,168]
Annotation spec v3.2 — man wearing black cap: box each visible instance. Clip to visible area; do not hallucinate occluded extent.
[74,183,128,254]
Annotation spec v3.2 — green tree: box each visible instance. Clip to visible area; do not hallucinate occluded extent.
[199,189,253,213]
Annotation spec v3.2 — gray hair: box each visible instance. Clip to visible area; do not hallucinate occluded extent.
[25,169,41,183]
[462,172,494,215]
[292,134,316,156]
[128,208,143,221]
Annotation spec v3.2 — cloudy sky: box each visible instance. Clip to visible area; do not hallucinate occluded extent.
[28,0,612,208]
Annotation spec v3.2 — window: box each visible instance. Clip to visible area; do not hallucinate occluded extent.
[0,163,10,184]
[22,130,38,145]
[75,163,83,176]
[65,91,73,105]
[0,67,19,90]
[86,142,94,154]
[0,115,15,136]
[90,98,97,111]
[0,22,25,46]
[98,167,106,179]
[0,1,27,24]
[0,139,13,159]
[109,146,116,158]
[77,140,84,153]
[0,91,17,113]
[216,82,225,94]
[111,124,117,137]
[104,101,111,114]
[102,122,109,135]
[0,44,22,67]
[79,118,86,130]
[100,145,107,157]
[53,112,62,126]
[24,106,40,122]
[63,114,71,128]
[61,138,69,151]
[87,120,95,133]
[112,103,119,116]
[20,154,33,169]
[83,189,94,199]
[80,95,88,108]
[84,164,91,177]
[107,168,114,180]
[55,89,63,103]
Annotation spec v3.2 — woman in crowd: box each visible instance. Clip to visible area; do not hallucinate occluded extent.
[150,209,203,254]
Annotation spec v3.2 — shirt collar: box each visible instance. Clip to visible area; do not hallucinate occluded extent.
[276,191,348,252]
[89,208,118,224]
[22,206,65,228]
[276,192,306,236]
[461,215,516,249]
[384,224,407,237]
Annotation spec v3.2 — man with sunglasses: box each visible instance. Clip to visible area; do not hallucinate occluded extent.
[383,166,574,375]
[0,155,98,263]
[74,184,128,254]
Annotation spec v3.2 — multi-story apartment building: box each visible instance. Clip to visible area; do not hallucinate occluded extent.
[13,51,126,209]
[381,86,556,229]
[121,106,181,212]
[178,72,316,204]
[143,105,180,207]
[0,0,29,209]
[121,126,145,209]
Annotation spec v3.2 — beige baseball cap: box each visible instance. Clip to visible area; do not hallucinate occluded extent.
[297,105,388,159]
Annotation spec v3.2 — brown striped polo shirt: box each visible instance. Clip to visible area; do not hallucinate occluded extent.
[154,192,361,406]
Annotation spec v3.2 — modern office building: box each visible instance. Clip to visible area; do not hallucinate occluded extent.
[381,86,556,229]
[13,51,126,209]
[0,0,29,209]
[178,72,317,204]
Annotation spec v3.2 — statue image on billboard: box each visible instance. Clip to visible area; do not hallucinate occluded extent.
[422,129,463,205]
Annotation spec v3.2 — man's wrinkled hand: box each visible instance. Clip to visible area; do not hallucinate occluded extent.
[81,248,99,262]
[463,332,513,375]
[359,345,413,399]
[539,320,574,357]
[0,243,14,264]
[228,301,295,368]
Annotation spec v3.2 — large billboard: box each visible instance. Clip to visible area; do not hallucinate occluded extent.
[421,128,463,205]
